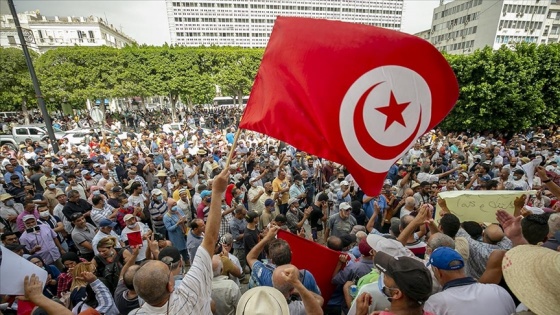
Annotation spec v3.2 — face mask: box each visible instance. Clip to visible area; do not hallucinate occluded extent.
[238,193,245,200]
[59,181,66,185]
[338,178,344,182]
[157,195,163,201]
[5,200,15,207]
[93,190,101,196]
[48,184,56,189]
[156,183,163,188]
[377,274,393,302]
[171,206,179,212]
[40,211,50,218]
[127,223,138,229]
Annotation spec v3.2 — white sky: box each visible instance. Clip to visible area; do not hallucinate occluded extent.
[3,0,440,45]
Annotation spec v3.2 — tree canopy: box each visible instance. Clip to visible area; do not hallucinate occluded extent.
[0,42,559,132]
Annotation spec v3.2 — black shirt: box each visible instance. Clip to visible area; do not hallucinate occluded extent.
[308,205,324,231]
[62,199,93,220]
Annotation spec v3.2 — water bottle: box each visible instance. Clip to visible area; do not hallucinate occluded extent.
[349,284,358,299]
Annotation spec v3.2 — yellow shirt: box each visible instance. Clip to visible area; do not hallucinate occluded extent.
[272,178,289,205]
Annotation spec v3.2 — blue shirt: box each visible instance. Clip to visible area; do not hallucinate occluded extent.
[249,261,321,295]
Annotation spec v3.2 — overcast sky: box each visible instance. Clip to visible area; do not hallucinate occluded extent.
[4,0,440,45]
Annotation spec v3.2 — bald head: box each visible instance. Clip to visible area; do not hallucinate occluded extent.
[123,265,140,291]
[404,196,416,208]
[133,261,172,306]
[212,255,223,278]
[272,264,299,298]
[484,224,505,244]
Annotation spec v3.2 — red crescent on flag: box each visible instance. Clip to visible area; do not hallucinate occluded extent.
[352,82,422,161]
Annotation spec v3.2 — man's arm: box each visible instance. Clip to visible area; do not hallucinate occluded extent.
[201,168,228,255]
[24,275,72,315]
[246,226,279,268]
[281,266,324,315]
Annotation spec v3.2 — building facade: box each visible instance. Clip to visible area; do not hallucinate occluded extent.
[0,10,136,53]
[166,0,404,47]
[429,0,559,55]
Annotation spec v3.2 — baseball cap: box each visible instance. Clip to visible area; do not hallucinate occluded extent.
[81,170,90,176]
[374,251,433,304]
[358,238,373,256]
[111,186,123,193]
[340,180,349,186]
[339,202,352,211]
[236,287,289,315]
[98,219,117,228]
[220,233,234,245]
[200,190,212,198]
[93,163,101,168]
[264,199,275,207]
[69,213,83,221]
[123,214,135,222]
[158,246,181,264]
[480,174,492,181]
[428,247,464,270]
[23,214,36,222]
[151,188,163,196]
[246,211,260,221]
[288,197,299,205]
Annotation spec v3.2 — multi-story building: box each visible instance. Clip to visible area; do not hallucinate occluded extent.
[414,29,432,41]
[429,0,558,55]
[0,10,136,53]
[166,0,404,47]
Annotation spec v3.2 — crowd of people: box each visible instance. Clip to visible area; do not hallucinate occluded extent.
[0,106,559,315]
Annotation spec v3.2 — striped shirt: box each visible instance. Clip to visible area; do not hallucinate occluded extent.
[128,247,213,315]
[149,201,168,229]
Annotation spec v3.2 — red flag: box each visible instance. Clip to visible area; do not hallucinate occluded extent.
[240,17,459,196]
[277,230,340,303]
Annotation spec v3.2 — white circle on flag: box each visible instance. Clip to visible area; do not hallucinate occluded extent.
[339,65,432,173]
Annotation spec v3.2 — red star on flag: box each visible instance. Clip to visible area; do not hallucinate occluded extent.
[375,91,411,130]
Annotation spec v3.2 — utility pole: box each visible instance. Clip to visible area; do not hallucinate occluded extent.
[8,0,59,153]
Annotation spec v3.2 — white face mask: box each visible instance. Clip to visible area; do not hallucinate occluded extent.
[127,223,138,229]
[39,211,50,218]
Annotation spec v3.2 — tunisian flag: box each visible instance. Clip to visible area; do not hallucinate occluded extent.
[239,17,459,196]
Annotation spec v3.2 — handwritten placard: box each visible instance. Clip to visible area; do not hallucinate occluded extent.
[437,190,535,223]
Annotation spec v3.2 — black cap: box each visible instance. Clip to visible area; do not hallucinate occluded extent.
[158,246,181,264]
[111,186,123,192]
[374,251,433,304]
[340,234,357,248]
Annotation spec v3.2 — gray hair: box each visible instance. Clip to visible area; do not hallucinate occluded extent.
[428,233,456,250]
[548,213,560,234]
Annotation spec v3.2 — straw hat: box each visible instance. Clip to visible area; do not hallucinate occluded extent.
[156,170,168,177]
[502,245,560,315]
[236,286,289,315]
[0,193,13,202]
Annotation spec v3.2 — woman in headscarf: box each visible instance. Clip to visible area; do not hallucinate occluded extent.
[27,255,61,299]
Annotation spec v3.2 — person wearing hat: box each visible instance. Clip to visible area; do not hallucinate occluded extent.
[353,251,433,315]
[149,188,168,236]
[259,199,276,230]
[20,214,65,268]
[91,219,123,256]
[196,190,212,222]
[121,213,152,263]
[324,202,357,243]
[334,180,352,214]
[0,192,24,232]
[424,247,515,315]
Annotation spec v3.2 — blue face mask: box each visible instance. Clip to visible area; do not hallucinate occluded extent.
[157,195,163,201]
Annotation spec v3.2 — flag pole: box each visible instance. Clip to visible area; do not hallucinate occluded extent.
[225,127,242,169]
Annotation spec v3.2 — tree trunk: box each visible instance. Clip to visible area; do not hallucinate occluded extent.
[22,97,30,124]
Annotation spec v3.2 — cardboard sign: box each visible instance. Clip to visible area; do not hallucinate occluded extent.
[0,245,48,295]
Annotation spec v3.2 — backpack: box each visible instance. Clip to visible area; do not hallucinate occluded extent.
[94,248,124,294]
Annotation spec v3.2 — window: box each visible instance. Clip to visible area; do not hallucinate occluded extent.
[88,31,94,38]
[15,128,28,135]
[7,36,16,44]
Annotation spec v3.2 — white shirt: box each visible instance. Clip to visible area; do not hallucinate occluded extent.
[128,247,213,315]
[120,222,150,261]
[424,282,516,315]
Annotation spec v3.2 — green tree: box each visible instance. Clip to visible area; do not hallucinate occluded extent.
[0,47,36,111]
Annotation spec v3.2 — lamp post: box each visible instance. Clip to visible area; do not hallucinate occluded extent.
[7,0,59,153]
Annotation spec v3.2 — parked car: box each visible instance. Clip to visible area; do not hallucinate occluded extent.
[0,124,65,150]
